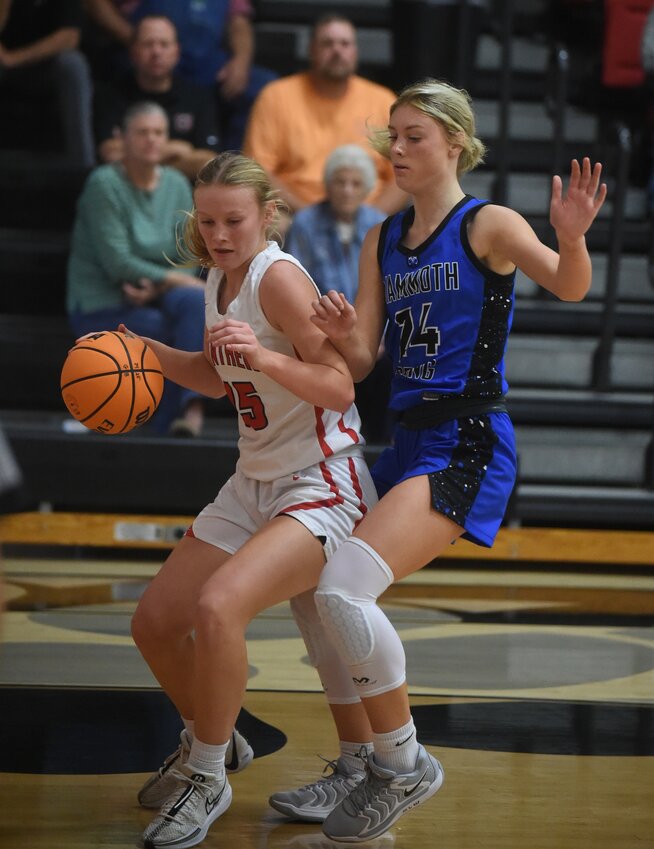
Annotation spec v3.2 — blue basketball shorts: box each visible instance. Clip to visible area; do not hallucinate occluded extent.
[371,412,517,548]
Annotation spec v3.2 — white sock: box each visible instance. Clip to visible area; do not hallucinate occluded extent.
[182,717,195,742]
[339,739,373,772]
[372,718,420,774]
[187,736,229,779]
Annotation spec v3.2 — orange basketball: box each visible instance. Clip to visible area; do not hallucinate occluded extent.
[60,330,164,434]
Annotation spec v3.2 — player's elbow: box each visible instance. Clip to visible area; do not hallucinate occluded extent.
[337,389,356,414]
[558,279,591,302]
[327,381,356,414]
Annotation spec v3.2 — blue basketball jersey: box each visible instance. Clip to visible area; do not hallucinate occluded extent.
[379,196,515,412]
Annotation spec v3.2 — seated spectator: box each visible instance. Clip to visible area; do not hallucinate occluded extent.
[0,0,95,167]
[642,4,654,214]
[94,14,220,179]
[85,0,276,151]
[286,144,393,443]
[81,0,143,81]
[66,101,207,437]
[244,14,408,216]
[286,144,385,301]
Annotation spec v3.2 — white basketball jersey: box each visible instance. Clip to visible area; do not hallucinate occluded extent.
[205,241,364,481]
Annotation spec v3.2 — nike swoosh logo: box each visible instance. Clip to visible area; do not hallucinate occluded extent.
[395,732,414,747]
[205,783,225,814]
[403,768,429,797]
[225,732,239,771]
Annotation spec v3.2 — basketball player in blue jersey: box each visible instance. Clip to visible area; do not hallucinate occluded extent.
[102,152,381,849]
[270,79,607,842]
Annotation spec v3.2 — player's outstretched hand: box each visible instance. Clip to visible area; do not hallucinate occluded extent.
[311,291,357,342]
[550,157,607,244]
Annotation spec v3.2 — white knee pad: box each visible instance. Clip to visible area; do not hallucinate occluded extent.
[315,537,407,698]
[290,591,361,704]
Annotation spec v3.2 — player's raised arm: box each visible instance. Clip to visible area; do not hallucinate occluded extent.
[470,158,607,302]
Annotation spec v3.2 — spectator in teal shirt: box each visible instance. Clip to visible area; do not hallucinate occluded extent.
[66,101,207,436]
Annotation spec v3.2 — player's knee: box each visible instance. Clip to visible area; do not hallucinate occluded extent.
[290,594,324,668]
[317,537,394,602]
[131,594,172,649]
[314,537,395,666]
[194,586,247,641]
[314,589,375,665]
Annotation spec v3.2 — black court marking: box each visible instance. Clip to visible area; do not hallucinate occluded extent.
[0,687,286,774]
[412,701,654,756]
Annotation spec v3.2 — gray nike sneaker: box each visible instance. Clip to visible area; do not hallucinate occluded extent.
[269,755,366,822]
[138,728,253,809]
[283,833,396,849]
[322,745,444,842]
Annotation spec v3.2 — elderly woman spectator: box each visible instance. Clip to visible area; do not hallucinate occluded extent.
[286,144,385,301]
[66,100,206,436]
[286,144,394,442]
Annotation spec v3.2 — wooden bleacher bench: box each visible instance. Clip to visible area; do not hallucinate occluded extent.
[1,511,653,567]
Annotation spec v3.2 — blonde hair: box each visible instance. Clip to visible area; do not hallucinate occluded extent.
[179,152,286,267]
[370,78,486,176]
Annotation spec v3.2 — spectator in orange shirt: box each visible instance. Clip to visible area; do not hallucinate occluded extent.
[243,14,408,216]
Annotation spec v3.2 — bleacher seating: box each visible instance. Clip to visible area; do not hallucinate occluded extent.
[0,0,652,531]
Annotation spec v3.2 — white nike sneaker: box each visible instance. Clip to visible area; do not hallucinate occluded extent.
[142,764,232,849]
[138,728,253,809]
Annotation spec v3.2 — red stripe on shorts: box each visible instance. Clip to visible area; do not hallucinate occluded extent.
[347,455,368,528]
[279,460,345,514]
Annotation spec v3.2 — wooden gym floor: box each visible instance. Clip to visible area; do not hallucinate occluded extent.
[0,515,653,849]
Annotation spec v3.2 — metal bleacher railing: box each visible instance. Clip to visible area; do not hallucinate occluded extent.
[490,0,513,207]
[592,122,632,392]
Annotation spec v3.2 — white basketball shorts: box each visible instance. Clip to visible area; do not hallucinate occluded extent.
[190,452,377,559]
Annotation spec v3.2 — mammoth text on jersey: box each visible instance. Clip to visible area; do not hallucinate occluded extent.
[384,260,460,303]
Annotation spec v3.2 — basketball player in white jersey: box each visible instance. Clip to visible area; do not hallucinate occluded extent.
[120,152,378,849]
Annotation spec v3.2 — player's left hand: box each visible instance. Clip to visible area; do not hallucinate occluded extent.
[122,278,156,306]
[311,291,356,342]
[72,325,138,349]
[550,157,607,245]
[207,319,267,369]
